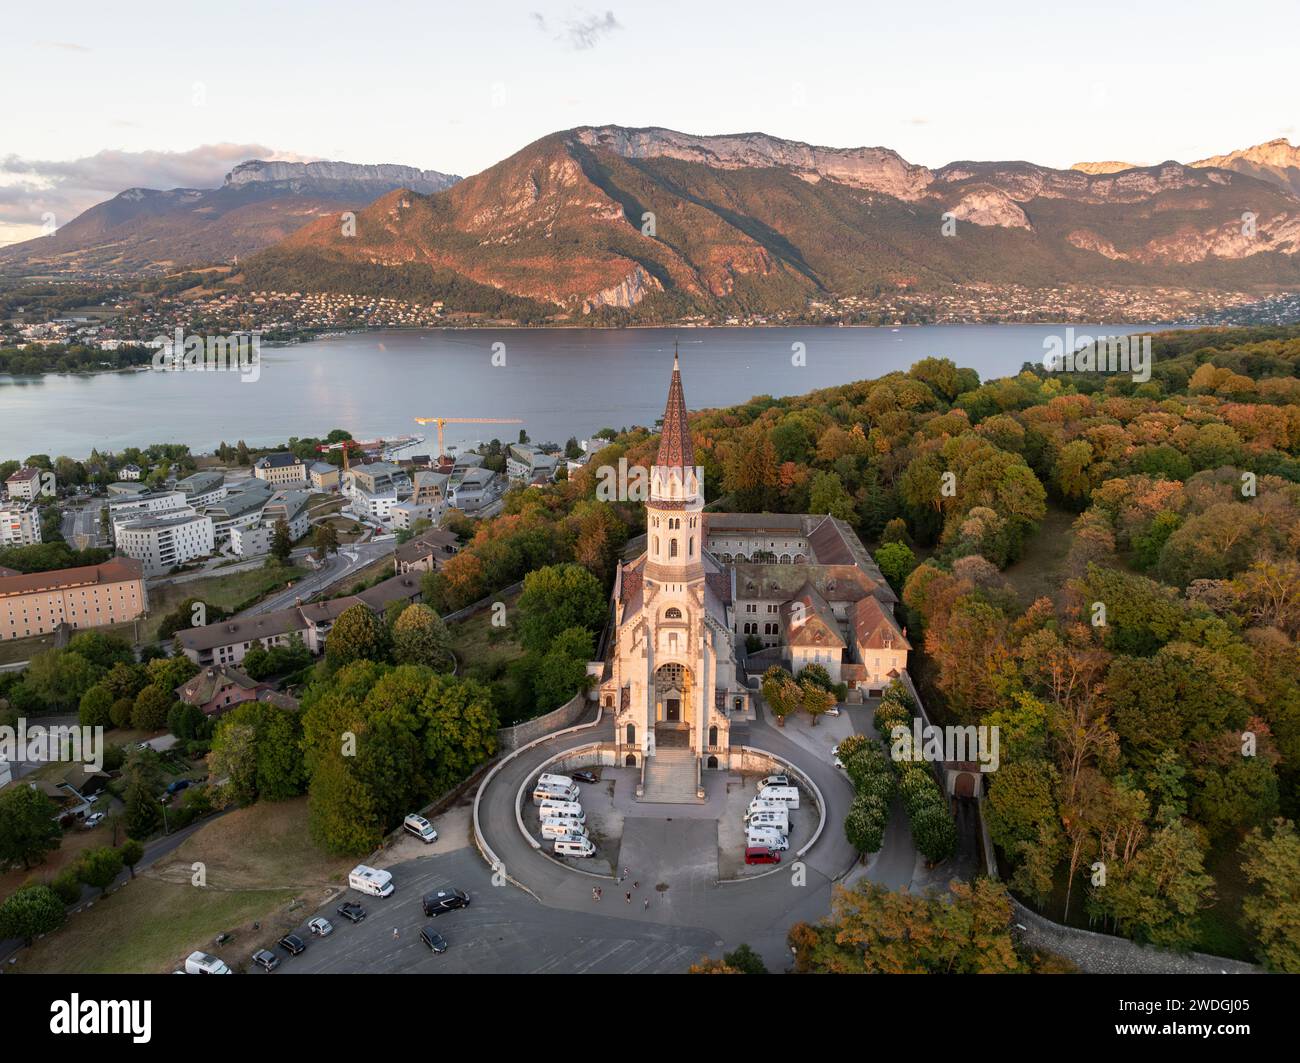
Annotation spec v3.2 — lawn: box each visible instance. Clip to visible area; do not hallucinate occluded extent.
[1000,504,1079,607]
[11,799,354,974]
[142,562,307,640]
[447,589,526,676]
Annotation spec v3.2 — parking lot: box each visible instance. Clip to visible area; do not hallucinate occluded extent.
[265,847,721,974]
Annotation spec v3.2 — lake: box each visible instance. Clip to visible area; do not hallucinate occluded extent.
[0,323,1156,460]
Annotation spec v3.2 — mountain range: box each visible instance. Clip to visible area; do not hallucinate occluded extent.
[7,128,1300,320]
[0,159,460,273]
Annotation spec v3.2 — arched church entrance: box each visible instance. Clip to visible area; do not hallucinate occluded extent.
[654,662,693,749]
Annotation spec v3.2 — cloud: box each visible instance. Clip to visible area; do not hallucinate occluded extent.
[532,8,622,50]
[0,143,311,243]
[37,41,91,52]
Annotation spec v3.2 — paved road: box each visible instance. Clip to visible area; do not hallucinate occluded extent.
[277,848,721,974]
[241,540,395,616]
[472,699,919,972]
[3,713,80,782]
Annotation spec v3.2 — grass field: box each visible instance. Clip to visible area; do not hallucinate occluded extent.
[1000,505,1078,607]
[12,799,353,974]
[142,563,307,640]
[447,589,526,676]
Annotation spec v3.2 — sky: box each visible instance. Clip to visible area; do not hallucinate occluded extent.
[1,0,1297,243]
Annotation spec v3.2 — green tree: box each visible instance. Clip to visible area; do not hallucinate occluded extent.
[0,786,62,869]
[131,684,173,731]
[533,627,594,711]
[119,838,146,880]
[1240,818,1300,973]
[808,470,856,522]
[313,522,339,560]
[391,604,454,672]
[76,846,124,895]
[516,563,607,654]
[270,518,293,563]
[0,884,65,945]
[422,676,499,793]
[874,541,917,591]
[78,683,114,728]
[325,604,388,666]
[722,943,768,974]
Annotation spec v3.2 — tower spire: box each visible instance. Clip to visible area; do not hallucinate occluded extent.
[656,344,693,469]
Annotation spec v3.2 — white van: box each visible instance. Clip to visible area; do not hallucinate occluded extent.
[541,817,589,840]
[537,772,574,790]
[757,785,800,809]
[184,951,231,975]
[533,783,579,804]
[746,827,789,851]
[348,864,395,897]
[747,809,790,833]
[538,800,585,823]
[745,799,787,820]
[554,836,595,858]
[403,813,438,844]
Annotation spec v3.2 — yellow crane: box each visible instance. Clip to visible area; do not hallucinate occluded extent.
[414,416,524,460]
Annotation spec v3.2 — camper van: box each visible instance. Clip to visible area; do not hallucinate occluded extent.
[537,772,575,790]
[746,809,790,834]
[533,783,579,804]
[745,798,787,820]
[541,817,589,840]
[403,813,438,844]
[184,951,232,975]
[348,865,395,897]
[537,800,585,823]
[554,836,596,858]
[756,785,800,809]
[746,826,790,851]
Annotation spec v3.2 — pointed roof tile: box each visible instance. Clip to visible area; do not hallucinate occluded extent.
[655,347,694,469]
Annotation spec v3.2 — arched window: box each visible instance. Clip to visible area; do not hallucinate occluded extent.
[688,537,694,556]
[625,753,637,767]
[708,725,718,746]
[669,538,678,558]
[665,607,682,619]
[653,536,659,555]
[707,755,719,769]
[626,723,635,745]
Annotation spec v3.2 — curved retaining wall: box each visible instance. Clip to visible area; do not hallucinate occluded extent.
[515,741,617,880]
[496,690,590,752]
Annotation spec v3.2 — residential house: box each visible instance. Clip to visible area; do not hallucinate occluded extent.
[0,558,146,641]
[175,664,269,716]
[252,452,308,486]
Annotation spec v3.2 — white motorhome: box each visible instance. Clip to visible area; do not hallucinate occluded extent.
[532,783,579,804]
[554,836,595,858]
[184,951,232,975]
[541,818,589,840]
[745,799,787,820]
[746,827,789,851]
[537,772,575,790]
[537,800,585,823]
[746,809,790,833]
[403,813,438,844]
[756,785,800,809]
[348,864,394,897]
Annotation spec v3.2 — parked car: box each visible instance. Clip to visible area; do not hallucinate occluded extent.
[422,888,471,917]
[744,846,781,865]
[307,917,333,937]
[403,813,438,844]
[166,779,192,795]
[571,770,598,784]
[251,949,281,972]
[756,774,789,792]
[277,933,307,956]
[184,951,231,975]
[824,704,841,717]
[336,901,367,924]
[82,812,106,829]
[831,745,844,770]
[419,927,449,953]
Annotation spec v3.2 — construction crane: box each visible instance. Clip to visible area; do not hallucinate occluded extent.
[414,416,523,460]
[316,439,364,472]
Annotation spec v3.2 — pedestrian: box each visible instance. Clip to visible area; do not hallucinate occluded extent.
[633,880,639,890]
[596,887,602,901]
[625,891,632,904]
[592,887,598,901]
[622,866,629,879]
[643,898,650,911]
[392,927,399,940]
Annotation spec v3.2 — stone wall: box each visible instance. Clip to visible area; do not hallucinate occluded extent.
[496,690,590,751]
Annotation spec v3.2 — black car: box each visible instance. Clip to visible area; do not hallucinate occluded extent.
[419,927,448,954]
[421,888,471,917]
[336,901,367,924]
[571,770,598,784]
[251,949,281,972]
[277,933,307,956]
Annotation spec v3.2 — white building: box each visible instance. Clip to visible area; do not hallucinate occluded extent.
[116,511,215,576]
[5,467,42,502]
[177,470,228,508]
[262,490,312,542]
[230,525,272,558]
[118,463,143,481]
[252,452,308,486]
[108,492,192,538]
[0,505,42,546]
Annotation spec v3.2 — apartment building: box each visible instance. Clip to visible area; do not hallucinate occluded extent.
[116,511,215,576]
[262,490,311,542]
[108,491,191,537]
[0,504,42,547]
[307,461,340,491]
[446,467,499,512]
[203,480,273,544]
[177,470,227,508]
[252,452,308,486]
[5,467,43,502]
[344,460,411,521]
[506,444,560,483]
[0,558,147,641]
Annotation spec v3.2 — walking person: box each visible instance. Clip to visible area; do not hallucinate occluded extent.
[625,891,632,904]
[392,927,399,940]
[643,898,650,912]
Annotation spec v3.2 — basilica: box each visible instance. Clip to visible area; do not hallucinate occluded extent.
[598,354,911,801]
